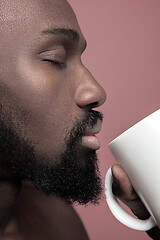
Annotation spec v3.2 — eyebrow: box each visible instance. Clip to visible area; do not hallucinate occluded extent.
[42,27,87,53]
[42,28,80,42]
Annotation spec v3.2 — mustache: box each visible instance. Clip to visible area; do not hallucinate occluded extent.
[69,110,103,140]
[85,110,103,127]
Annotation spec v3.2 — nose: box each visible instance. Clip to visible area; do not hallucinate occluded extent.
[75,67,106,109]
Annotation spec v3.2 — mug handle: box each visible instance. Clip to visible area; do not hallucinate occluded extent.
[105,167,156,231]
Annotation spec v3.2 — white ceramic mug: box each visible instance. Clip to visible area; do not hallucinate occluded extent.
[105,109,160,231]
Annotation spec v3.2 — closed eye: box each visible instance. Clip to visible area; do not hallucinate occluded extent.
[42,59,67,69]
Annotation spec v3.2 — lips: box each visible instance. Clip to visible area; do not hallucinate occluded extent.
[81,119,102,150]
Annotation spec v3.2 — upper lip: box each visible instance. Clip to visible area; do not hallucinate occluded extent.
[83,119,102,136]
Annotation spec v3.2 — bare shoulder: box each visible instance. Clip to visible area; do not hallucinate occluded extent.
[15,183,89,240]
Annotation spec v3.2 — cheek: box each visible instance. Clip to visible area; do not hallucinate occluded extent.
[14,57,76,115]
[14,59,63,111]
[1,61,76,158]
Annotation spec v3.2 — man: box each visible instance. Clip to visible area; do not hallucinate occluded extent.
[0,0,159,239]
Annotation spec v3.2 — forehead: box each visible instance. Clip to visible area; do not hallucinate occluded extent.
[1,0,82,41]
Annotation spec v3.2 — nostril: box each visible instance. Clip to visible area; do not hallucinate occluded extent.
[86,102,99,108]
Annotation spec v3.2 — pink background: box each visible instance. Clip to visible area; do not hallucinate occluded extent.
[68,0,160,239]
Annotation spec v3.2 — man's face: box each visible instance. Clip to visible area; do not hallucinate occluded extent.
[0,0,106,204]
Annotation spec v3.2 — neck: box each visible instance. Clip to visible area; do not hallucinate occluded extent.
[0,182,20,228]
[0,154,21,233]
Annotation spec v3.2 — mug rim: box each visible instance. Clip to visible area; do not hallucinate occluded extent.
[108,109,160,147]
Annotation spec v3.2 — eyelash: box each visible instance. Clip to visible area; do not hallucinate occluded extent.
[42,59,67,69]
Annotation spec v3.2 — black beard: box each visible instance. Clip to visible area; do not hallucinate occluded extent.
[0,107,103,205]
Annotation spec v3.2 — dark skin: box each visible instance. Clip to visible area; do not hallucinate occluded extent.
[0,0,159,239]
